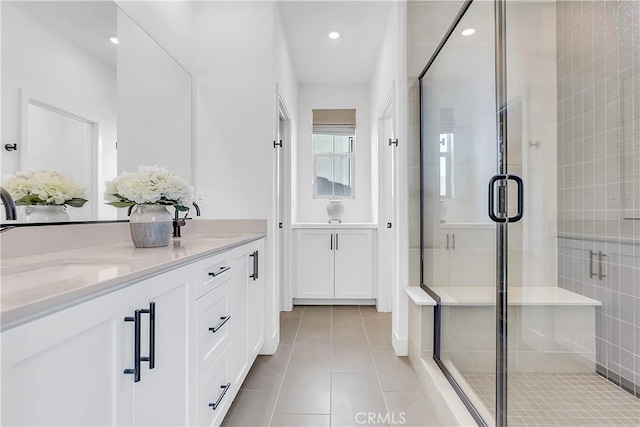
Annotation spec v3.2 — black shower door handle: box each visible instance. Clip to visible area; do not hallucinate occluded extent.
[488,174,523,223]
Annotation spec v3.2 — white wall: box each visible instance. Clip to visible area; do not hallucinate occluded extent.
[114,0,194,74]
[368,1,410,354]
[193,0,296,354]
[1,2,117,219]
[117,8,192,184]
[295,84,372,223]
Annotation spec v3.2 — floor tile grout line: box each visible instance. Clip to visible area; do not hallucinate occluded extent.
[267,306,305,427]
[359,305,392,424]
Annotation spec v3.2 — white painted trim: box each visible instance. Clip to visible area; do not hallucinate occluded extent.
[392,329,408,356]
[19,90,99,218]
[293,298,375,306]
[260,327,279,356]
[377,84,397,315]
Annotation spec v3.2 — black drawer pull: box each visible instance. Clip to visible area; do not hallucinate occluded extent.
[209,316,231,333]
[208,266,231,277]
[209,383,231,410]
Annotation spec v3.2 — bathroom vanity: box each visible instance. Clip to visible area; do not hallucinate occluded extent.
[0,222,266,426]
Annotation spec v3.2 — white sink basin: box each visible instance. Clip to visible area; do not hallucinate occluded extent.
[1,258,132,294]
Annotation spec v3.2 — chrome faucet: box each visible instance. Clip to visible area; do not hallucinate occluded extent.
[173,202,201,238]
[1,187,17,220]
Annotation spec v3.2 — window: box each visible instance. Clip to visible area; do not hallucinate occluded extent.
[312,109,356,198]
[439,133,454,198]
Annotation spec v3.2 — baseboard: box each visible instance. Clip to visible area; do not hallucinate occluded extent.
[293,298,375,306]
[260,328,279,355]
[392,329,408,356]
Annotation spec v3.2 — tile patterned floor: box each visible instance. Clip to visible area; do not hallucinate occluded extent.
[464,372,640,426]
[222,305,453,427]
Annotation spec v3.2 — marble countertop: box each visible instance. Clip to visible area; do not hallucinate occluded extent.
[0,232,264,331]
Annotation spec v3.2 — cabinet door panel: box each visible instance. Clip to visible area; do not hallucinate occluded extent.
[247,243,265,359]
[133,267,192,426]
[334,229,373,298]
[295,229,335,298]
[448,229,496,287]
[1,288,134,426]
[231,249,248,385]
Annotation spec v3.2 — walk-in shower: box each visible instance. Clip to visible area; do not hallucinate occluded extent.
[418,0,640,425]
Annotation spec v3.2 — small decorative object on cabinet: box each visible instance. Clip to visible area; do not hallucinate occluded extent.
[104,165,194,248]
[326,197,344,223]
[2,169,87,222]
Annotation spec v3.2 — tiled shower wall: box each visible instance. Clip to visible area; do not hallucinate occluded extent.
[556,0,640,395]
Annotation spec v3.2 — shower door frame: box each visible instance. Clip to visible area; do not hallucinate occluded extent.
[417,0,514,426]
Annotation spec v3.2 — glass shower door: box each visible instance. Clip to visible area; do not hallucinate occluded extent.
[504,1,640,426]
[419,1,499,424]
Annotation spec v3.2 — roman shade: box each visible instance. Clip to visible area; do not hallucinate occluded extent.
[312,109,356,135]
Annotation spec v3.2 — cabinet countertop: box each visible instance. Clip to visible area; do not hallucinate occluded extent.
[0,232,265,331]
[292,223,378,229]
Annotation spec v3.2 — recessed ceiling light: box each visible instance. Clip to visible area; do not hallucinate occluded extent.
[461,28,475,36]
[109,36,119,44]
[328,31,340,40]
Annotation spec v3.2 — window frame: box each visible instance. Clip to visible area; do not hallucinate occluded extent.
[312,134,356,199]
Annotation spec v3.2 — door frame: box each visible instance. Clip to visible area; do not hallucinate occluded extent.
[274,85,293,312]
[377,85,399,313]
[20,89,99,219]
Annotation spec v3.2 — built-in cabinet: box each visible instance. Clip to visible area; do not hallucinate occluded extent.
[432,225,495,287]
[1,238,265,427]
[294,228,373,299]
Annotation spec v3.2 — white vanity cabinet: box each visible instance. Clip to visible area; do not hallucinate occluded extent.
[294,228,373,299]
[131,266,192,426]
[1,264,193,427]
[1,237,266,427]
[1,287,135,427]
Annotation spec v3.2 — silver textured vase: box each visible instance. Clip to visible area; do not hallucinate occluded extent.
[129,205,173,248]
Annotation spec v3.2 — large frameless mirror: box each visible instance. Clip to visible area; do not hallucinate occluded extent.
[1,0,191,224]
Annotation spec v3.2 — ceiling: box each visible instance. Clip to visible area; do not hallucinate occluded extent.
[13,1,117,69]
[277,1,393,85]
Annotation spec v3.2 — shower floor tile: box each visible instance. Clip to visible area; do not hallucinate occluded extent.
[463,372,640,426]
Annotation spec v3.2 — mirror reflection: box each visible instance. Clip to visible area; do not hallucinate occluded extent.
[1,1,192,223]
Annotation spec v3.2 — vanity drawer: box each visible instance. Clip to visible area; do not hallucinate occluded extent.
[195,254,233,299]
[196,280,231,381]
[196,345,232,427]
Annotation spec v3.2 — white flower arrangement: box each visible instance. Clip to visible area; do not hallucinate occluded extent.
[105,165,194,211]
[2,170,88,208]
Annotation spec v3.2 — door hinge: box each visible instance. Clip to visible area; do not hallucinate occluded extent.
[273,140,283,148]
[279,222,283,228]
[387,222,392,228]
[388,138,398,146]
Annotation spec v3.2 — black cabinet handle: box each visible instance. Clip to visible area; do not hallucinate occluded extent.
[209,383,231,410]
[124,310,142,382]
[336,233,339,250]
[208,266,231,277]
[209,316,231,333]
[330,234,333,250]
[139,302,155,370]
[249,250,259,280]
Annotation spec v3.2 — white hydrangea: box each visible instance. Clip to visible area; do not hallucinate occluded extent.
[104,165,194,210]
[2,170,87,207]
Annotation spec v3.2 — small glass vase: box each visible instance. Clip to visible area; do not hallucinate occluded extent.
[129,205,173,248]
[24,205,70,222]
